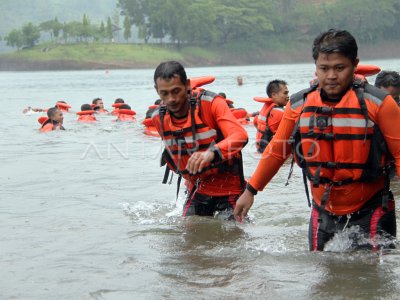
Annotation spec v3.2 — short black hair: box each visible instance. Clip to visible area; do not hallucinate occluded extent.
[154,99,161,105]
[114,98,125,104]
[119,104,131,110]
[375,71,400,88]
[81,104,92,111]
[218,92,227,98]
[47,107,58,118]
[312,29,358,64]
[266,80,287,97]
[92,98,102,105]
[154,61,187,85]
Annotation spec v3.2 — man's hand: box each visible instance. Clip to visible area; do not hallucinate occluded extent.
[233,189,255,222]
[186,149,215,174]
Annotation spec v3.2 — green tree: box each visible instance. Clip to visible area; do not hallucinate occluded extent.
[5,29,23,49]
[21,22,40,48]
[99,20,106,41]
[53,17,62,39]
[106,17,113,42]
[82,13,92,42]
[325,0,398,42]
[123,15,131,42]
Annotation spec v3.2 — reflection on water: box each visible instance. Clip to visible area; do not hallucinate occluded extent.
[1,60,400,299]
[311,253,400,299]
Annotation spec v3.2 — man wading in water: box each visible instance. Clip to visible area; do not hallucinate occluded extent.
[151,61,248,217]
[234,29,400,251]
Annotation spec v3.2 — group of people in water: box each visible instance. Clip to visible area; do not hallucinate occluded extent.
[25,97,140,132]
[26,28,400,252]
[150,29,400,252]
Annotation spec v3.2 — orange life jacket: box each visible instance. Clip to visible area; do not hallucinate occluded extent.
[111,103,125,115]
[116,109,136,121]
[56,102,71,112]
[142,118,160,137]
[39,119,65,132]
[231,108,249,125]
[255,99,284,153]
[77,110,97,122]
[289,79,393,209]
[152,90,245,190]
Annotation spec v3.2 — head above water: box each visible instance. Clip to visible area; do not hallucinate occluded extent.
[47,107,63,123]
[218,92,227,99]
[92,97,104,109]
[81,104,92,111]
[119,104,131,110]
[313,29,359,99]
[267,79,289,106]
[375,71,400,101]
[154,61,191,118]
[114,98,125,104]
[312,29,358,64]
[153,61,188,86]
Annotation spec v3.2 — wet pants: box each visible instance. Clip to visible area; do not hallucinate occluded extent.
[309,190,396,251]
[182,191,238,217]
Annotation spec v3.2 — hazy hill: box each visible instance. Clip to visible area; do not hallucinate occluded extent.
[0,0,117,37]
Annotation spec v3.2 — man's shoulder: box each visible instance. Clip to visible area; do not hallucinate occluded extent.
[363,83,389,105]
[290,86,318,109]
[199,90,218,102]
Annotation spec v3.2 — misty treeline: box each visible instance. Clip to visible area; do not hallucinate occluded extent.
[5,0,400,50]
[4,14,127,49]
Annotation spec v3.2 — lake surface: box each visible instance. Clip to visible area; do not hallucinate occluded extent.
[1,59,400,299]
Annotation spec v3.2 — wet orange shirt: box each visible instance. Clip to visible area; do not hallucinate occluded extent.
[156,96,248,196]
[248,91,400,215]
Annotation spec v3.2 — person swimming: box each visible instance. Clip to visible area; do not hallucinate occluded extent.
[39,107,65,132]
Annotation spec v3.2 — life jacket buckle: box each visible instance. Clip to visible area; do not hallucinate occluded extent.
[324,133,335,140]
[326,162,337,169]
[172,129,184,137]
[319,107,333,115]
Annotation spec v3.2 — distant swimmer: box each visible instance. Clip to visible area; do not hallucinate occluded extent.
[253,80,289,153]
[116,104,136,121]
[77,104,97,123]
[111,98,125,115]
[145,99,162,119]
[39,107,65,132]
[236,76,243,86]
[374,70,400,105]
[22,106,45,114]
[234,29,400,251]
[151,61,248,217]
[92,97,109,114]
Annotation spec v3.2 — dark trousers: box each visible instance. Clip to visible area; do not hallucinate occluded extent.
[309,191,396,251]
[183,191,238,217]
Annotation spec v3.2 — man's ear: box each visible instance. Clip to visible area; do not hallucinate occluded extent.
[354,57,360,70]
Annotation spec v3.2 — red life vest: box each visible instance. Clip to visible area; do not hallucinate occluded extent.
[152,90,245,189]
[255,99,284,153]
[77,110,97,122]
[289,79,393,209]
[117,109,136,121]
[56,102,71,112]
[142,118,160,137]
[39,119,65,132]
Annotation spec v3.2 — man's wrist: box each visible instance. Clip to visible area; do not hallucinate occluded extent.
[246,183,258,195]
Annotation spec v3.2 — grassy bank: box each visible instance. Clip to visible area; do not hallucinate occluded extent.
[0,43,224,70]
[0,40,399,71]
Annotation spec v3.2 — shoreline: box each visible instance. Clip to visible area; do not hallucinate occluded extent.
[0,41,399,71]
